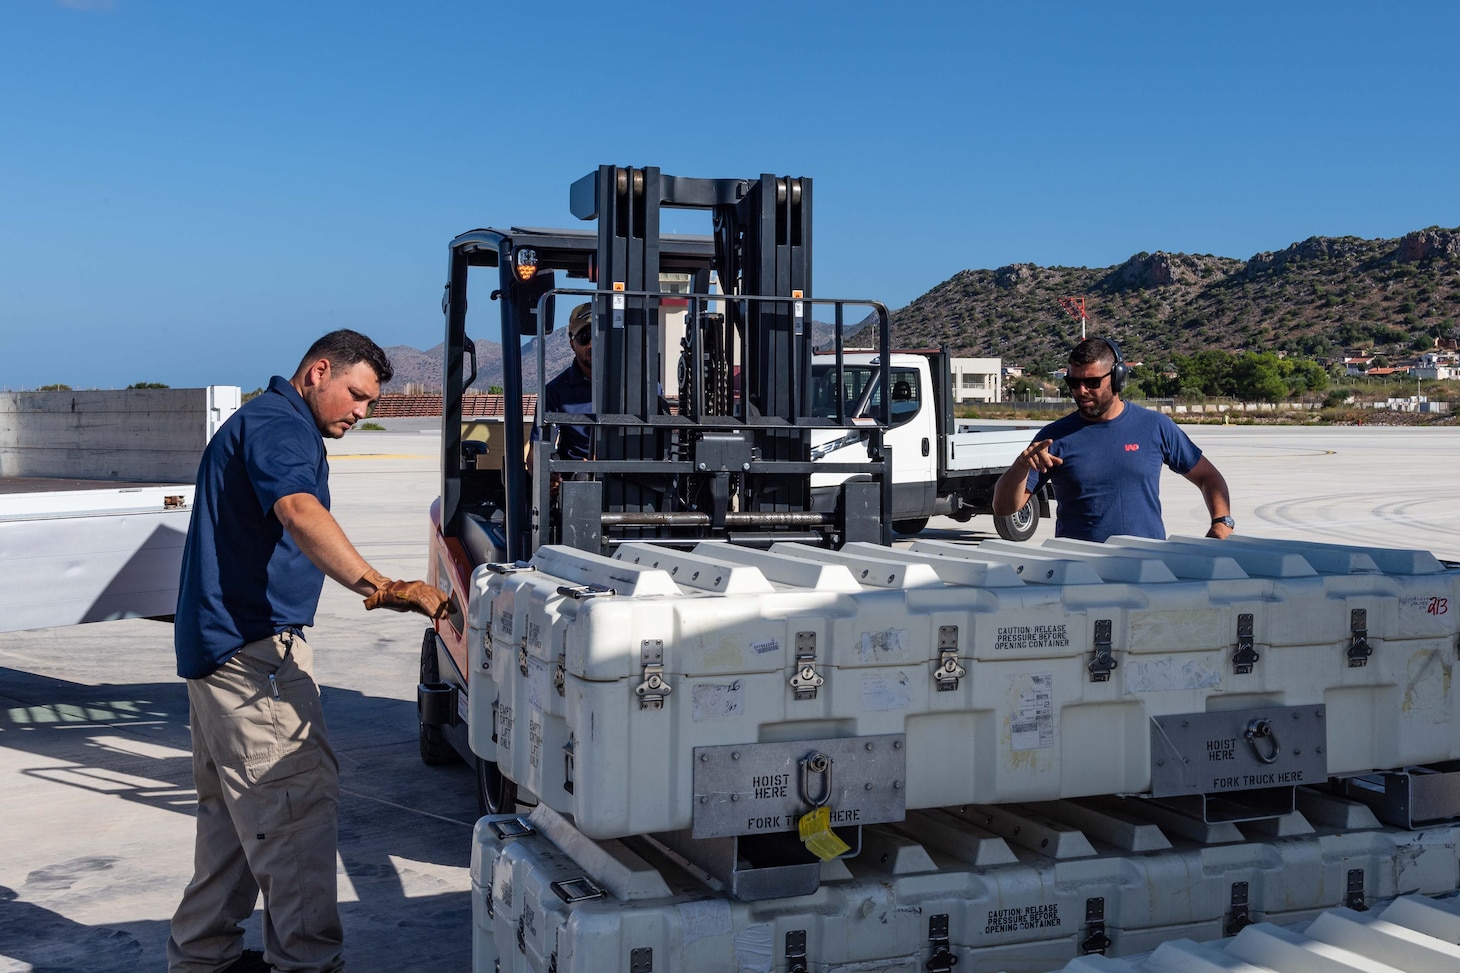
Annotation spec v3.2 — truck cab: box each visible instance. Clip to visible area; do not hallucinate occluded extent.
[809,351,1051,539]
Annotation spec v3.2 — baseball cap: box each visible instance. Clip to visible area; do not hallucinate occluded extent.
[568,303,592,340]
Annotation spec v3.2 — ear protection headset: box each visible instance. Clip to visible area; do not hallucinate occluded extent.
[1102,337,1128,393]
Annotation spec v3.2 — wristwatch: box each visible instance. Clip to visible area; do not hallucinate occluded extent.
[1212,515,1235,529]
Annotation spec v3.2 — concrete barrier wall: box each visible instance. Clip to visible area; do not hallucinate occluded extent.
[0,386,240,482]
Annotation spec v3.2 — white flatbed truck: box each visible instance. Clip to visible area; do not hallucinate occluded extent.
[810,349,1051,539]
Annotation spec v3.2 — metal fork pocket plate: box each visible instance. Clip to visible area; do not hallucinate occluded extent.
[691,734,906,838]
[1150,705,1327,798]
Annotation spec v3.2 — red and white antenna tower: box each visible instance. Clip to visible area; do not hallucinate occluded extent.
[1058,296,1087,339]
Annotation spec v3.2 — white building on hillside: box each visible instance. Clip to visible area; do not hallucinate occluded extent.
[949,357,1002,403]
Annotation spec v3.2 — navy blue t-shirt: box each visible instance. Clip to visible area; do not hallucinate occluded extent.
[533,362,593,460]
[174,376,329,678]
[1024,402,1203,542]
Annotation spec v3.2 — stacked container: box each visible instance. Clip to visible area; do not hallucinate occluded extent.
[463,535,1460,971]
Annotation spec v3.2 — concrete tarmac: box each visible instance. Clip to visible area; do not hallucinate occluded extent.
[2,420,1459,972]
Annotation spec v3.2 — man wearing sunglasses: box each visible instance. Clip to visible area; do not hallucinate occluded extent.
[993,337,1233,543]
[533,302,596,466]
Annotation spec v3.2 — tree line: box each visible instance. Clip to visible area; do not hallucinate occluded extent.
[1128,350,1329,402]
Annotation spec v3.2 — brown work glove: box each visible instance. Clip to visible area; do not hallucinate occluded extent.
[361,570,449,619]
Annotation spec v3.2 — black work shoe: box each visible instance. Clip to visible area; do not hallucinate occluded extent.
[220,949,271,973]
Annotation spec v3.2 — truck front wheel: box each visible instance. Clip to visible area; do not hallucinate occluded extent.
[993,496,1040,542]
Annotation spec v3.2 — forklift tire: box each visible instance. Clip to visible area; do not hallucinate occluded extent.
[993,496,1040,542]
[477,757,519,817]
[892,517,930,536]
[418,628,459,767]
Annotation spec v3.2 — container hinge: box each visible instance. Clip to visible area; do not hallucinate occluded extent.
[563,737,575,794]
[934,626,965,691]
[519,638,530,678]
[550,876,605,904]
[548,951,557,973]
[487,816,535,841]
[487,560,535,575]
[490,697,499,744]
[635,639,671,710]
[1080,897,1112,955]
[481,627,492,672]
[785,930,808,973]
[1347,609,1372,667]
[1225,881,1251,935]
[1088,619,1118,682]
[1346,868,1368,911]
[629,947,653,973]
[926,914,956,973]
[1232,613,1259,674]
[790,631,824,700]
[516,912,526,954]
[556,582,617,600]
[554,654,565,697]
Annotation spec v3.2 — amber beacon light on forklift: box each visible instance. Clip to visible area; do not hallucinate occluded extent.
[421,166,895,787]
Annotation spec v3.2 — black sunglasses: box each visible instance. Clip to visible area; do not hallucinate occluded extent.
[572,330,592,345]
[1064,370,1111,391]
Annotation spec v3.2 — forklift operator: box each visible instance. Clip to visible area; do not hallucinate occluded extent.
[533,302,595,464]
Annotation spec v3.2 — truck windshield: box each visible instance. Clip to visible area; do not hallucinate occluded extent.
[810,364,921,425]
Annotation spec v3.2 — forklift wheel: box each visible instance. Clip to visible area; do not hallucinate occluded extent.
[477,757,519,817]
[993,495,1040,542]
[419,628,459,767]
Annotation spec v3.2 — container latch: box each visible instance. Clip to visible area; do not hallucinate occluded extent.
[487,816,535,840]
[1347,609,1373,667]
[1088,619,1118,682]
[1080,897,1112,955]
[785,930,808,973]
[1232,612,1259,674]
[1346,868,1368,911]
[790,632,824,700]
[550,876,605,903]
[934,625,965,692]
[1225,881,1251,935]
[635,639,671,710]
[926,914,956,973]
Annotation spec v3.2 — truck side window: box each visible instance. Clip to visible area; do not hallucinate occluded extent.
[889,369,920,426]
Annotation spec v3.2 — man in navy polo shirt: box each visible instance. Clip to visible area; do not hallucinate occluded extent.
[168,330,447,973]
[993,336,1234,543]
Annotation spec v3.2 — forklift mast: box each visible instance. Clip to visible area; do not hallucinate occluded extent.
[440,165,892,560]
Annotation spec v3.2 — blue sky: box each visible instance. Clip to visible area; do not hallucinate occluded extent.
[3,1,1457,389]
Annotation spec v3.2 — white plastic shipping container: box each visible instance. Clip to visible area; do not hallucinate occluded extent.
[465,537,1460,839]
[470,795,1460,973]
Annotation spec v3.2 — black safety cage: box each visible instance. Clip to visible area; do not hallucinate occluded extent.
[439,166,893,561]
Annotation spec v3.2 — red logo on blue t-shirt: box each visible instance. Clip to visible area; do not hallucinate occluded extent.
[1124,443,1140,451]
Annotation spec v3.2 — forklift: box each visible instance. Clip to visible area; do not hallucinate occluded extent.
[421,166,895,809]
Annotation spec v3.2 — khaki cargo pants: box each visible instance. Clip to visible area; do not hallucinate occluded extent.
[168,631,344,972]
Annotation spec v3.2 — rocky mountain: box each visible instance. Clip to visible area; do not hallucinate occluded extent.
[892,227,1460,374]
[383,226,1460,390]
[383,335,573,394]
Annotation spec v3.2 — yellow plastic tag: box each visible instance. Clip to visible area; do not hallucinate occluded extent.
[797,806,851,861]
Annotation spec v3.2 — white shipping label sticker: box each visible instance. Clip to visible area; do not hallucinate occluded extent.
[692,681,745,721]
[677,899,733,946]
[859,628,911,662]
[733,922,773,973]
[1126,656,1222,693]
[862,672,912,711]
[751,638,780,655]
[1011,673,1054,751]
[525,655,549,710]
